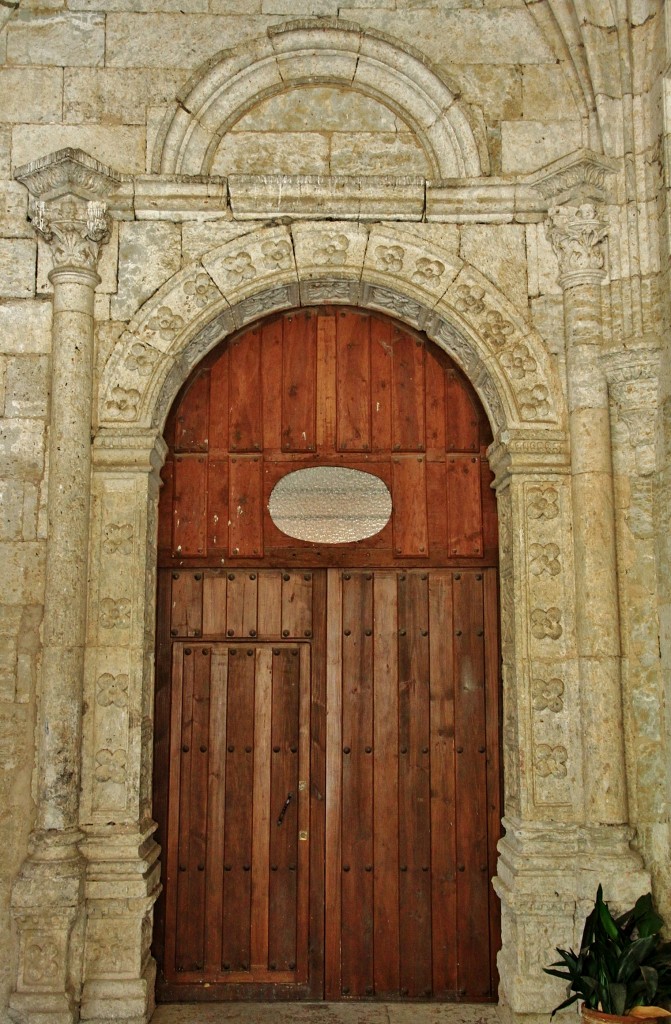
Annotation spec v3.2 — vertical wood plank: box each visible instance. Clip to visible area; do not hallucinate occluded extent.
[370,317,393,452]
[336,311,371,452]
[225,571,258,639]
[429,572,458,995]
[173,455,207,557]
[257,571,282,638]
[309,570,327,997]
[392,455,429,558]
[250,646,272,969]
[228,456,264,558]
[228,327,263,453]
[175,645,196,971]
[282,311,316,452]
[397,572,432,997]
[183,645,211,971]
[447,455,483,558]
[170,572,203,638]
[207,344,229,453]
[425,351,446,452]
[221,647,255,973]
[152,572,173,972]
[202,574,227,637]
[392,329,425,452]
[268,647,300,971]
[262,318,283,452]
[316,314,337,451]
[340,572,374,997]
[296,642,312,982]
[205,646,227,973]
[164,644,185,980]
[174,369,210,452]
[324,569,343,999]
[281,571,313,639]
[372,572,400,996]
[445,370,480,452]
[207,458,228,554]
[454,571,490,998]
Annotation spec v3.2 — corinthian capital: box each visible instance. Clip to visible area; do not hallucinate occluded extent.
[546,202,608,288]
[14,148,121,277]
[29,196,111,275]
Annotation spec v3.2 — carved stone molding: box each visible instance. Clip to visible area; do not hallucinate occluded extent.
[545,202,609,288]
[30,196,111,276]
[531,148,618,207]
[15,148,121,276]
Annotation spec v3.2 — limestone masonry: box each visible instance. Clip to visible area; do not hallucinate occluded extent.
[0,3,670,1023]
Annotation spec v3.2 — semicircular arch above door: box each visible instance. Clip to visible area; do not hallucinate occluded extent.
[157,306,497,569]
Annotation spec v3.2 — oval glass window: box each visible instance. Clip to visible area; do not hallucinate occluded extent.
[268,467,392,544]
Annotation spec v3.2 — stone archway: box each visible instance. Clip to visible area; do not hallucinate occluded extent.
[152,19,487,178]
[80,220,596,1020]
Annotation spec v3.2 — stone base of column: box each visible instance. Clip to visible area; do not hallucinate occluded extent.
[79,823,161,1024]
[9,830,86,1024]
[494,816,651,1019]
[80,959,157,1024]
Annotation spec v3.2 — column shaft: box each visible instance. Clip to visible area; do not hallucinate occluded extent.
[562,278,626,823]
[38,269,98,834]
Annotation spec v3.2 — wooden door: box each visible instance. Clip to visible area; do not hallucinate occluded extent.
[153,307,501,1002]
[324,568,500,1000]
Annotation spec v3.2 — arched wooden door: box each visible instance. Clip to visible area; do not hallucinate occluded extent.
[153,308,501,1003]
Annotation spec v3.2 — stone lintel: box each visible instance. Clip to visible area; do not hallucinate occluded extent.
[14,148,124,204]
[229,173,426,221]
[426,179,544,222]
[530,148,619,207]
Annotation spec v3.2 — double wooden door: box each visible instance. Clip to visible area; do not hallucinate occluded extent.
[153,307,501,1002]
[154,565,500,1001]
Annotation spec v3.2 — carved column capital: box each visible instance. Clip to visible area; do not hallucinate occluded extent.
[29,195,111,279]
[545,201,609,288]
[14,147,121,279]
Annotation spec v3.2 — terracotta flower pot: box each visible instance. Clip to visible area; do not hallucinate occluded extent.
[583,1007,671,1024]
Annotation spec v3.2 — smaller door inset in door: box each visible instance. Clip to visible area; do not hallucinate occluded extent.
[163,642,311,987]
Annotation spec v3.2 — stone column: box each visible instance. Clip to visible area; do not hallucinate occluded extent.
[545,197,628,825]
[10,150,120,1024]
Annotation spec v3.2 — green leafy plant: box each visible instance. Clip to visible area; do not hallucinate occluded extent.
[545,886,671,1017]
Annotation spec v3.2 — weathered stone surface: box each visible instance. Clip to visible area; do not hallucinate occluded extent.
[0,419,45,478]
[6,11,105,66]
[111,221,182,321]
[63,68,186,126]
[4,355,50,418]
[0,297,54,356]
[0,68,64,124]
[501,119,583,174]
[0,239,36,298]
[105,14,280,67]
[11,124,147,175]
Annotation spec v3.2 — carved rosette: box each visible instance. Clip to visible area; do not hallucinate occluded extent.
[545,202,608,288]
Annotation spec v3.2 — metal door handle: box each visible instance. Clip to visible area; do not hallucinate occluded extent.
[277,792,293,826]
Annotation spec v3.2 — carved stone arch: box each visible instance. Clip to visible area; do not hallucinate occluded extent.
[85,218,593,1021]
[152,19,487,178]
[99,222,566,440]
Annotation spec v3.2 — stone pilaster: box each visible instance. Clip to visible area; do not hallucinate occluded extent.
[10,150,120,1024]
[545,185,627,826]
[78,428,166,1024]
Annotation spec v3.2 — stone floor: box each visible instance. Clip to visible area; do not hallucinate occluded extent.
[151,1003,500,1024]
